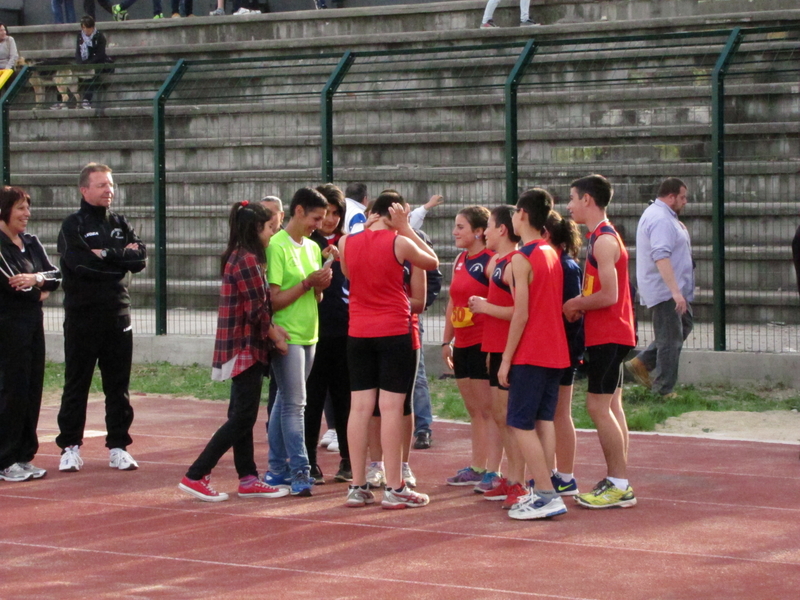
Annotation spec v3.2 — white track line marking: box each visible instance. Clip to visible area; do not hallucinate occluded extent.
[0,541,595,600]
[2,494,798,566]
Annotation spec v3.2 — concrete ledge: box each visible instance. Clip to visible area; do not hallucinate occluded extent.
[679,350,800,388]
[45,332,215,366]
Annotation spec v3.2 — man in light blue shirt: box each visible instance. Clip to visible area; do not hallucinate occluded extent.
[626,178,694,396]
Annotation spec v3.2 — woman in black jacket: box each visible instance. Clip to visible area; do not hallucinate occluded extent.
[75,15,112,108]
[0,186,61,482]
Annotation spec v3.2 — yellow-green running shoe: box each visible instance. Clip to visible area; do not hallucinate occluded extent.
[575,478,637,509]
[112,4,128,21]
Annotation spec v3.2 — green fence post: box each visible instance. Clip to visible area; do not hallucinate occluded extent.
[153,59,188,335]
[0,66,31,185]
[504,40,537,205]
[321,51,354,183]
[711,28,742,351]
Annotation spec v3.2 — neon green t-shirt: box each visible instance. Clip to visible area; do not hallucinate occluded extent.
[266,229,321,345]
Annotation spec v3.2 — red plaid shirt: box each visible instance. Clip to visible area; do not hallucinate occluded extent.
[212,249,273,379]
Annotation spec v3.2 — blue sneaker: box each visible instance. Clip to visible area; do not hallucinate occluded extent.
[551,473,579,496]
[290,469,314,496]
[264,471,291,490]
[474,471,501,493]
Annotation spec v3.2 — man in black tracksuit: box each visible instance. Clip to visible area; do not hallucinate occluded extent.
[55,163,147,473]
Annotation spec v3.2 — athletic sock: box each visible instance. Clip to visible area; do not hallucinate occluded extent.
[239,475,258,486]
[472,466,486,474]
[555,471,574,482]
[533,489,558,501]
[369,461,384,469]
[607,476,628,490]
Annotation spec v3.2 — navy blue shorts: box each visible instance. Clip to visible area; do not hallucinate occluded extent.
[506,364,562,430]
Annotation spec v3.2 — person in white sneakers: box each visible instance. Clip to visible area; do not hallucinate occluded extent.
[55,163,147,474]
[480,0,540,28]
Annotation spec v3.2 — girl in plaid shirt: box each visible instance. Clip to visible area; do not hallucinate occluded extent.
[179,201,289,502]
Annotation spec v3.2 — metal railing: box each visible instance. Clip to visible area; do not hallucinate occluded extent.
[1,26,797,351]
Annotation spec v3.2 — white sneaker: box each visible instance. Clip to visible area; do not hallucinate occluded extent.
[319,429,336,448]
[0,463,33,482]
[233,7,253,15]
[17,462,47,479]
[59,446,83,472]
[109,448,139,471]
[402,464,417,488]
[366,463,386,488]
[327,433,339,453]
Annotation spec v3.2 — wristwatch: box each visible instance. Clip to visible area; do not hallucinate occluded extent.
[35,273,44,285]
[100,249,108,258]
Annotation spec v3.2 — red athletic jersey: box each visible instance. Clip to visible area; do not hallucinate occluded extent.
[449,249,493,348]
[481,253,514,353]
[345,228,411,338]
[582,221,636,348]
[511,241,570,368]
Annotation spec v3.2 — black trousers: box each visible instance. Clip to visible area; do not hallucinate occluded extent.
[0,309,45,470]
[56,310,134,450]
[83,0,113,18]
[186,362,263,480]
[304,335,350,464]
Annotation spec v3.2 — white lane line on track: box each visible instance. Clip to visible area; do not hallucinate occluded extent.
[2,494,799,566]
[0,541,595,600]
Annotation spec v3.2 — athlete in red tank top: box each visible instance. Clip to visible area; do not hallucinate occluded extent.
[581,221,635,348]
[345,228,411,339]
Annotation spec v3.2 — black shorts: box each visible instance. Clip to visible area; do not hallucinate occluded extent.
[559,365,577,387]
[453,343,489,380]
[487,352,509,391]
[506,365,562,430]
[373,348,419,417]
[348,334,415,395]
[585,343,633,395]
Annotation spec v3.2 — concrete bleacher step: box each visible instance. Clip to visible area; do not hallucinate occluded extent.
[13,1,800,63]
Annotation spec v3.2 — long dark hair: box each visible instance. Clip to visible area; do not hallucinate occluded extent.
[220,201,272,276]
[545,211,582,259]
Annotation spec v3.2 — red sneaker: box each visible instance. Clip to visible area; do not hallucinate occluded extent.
[178,475,229,502]
[238,479,290,499]
[484,477,509,501]
[501,482,528,510]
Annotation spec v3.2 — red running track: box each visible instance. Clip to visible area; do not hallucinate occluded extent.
[1,395,799,599]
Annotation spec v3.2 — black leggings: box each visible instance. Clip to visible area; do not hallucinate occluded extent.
[304,336,350,464]
[186,362,264,480]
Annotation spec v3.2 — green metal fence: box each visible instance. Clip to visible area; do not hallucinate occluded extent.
[1,27,797,353]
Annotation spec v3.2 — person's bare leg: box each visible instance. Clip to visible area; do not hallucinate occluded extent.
[553,384,576,473]
[512,421,556,492]
[610,387,629,460]
[347,390,377,486]
[492,386,522,482]
[378,391,407,489]
[367,416,382,462]
[402,413,413,463]
[586,392,627,479]
[456,377,487,469]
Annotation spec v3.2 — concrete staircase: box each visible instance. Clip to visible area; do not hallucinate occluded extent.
[6,0,800,333]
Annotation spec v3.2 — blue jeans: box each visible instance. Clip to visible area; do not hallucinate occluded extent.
[268,344,315,476]
[412,342,433,435]
[637,299,694,395]
[52,0,77,23]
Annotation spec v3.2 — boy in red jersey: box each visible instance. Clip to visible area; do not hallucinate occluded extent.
[563,175,637,509]
[498,189,570,520]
